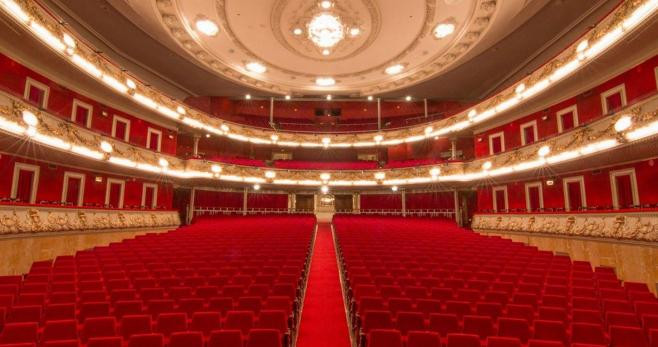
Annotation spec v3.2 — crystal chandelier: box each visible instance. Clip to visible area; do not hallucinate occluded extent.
[307,13,345,48]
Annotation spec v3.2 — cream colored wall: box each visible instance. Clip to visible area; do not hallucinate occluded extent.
[479,230,658,294]
[0,228,173,276]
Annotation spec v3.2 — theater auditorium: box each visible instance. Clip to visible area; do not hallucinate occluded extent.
[0,0,657,346]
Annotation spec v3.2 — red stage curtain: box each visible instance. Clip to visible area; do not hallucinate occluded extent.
[149,132,160,151]
[528,186,540,211]
[195,190,243,208]
[567,181,582,210]
[114,121,127,140]
[65,177,81,205]
[606,93,623,113]
[108,183,122,208]
[560,111,575,131]
[16,169,34,202]
[144,186,155,208]
[247,193,288,209]
[615,174,633,208]
[28,86,44,106]
[406,192,454,209]
[491,136,502,154]
[74,105,89,127]
[495,190,506,211]
[523,126,535,144]
[360,194,402,210]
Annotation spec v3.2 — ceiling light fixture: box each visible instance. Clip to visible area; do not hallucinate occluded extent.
[434,22,455,38]
[320,1,332,9]
[375,172,386,180]
[22,111,38,127]
[245,62,267,73]
[320,173,331,181]
[385,64,404,75]
[158,158,169,167]
[245,94,251,100]
[430,167,441,177]
[176,106,186,115]
[265,171,276,179]
[538,145,551,157]
[321,185,329,194]
[405,96,412,101]
[253,184,261,191]
[284,95,291,100]
[326,94,332,101]
[62,33,75,48]
[615,115,632,132]
[367,96,373,101]
[293,28,303,35]
[482,161,492,170]
[100,141,113,153]
[322,49,330,56]
[125,79,136,89]
[391,186,398,192]
[211,165,222,173]
[308,13,344,48]
[195,17,219,36]
[316,77,335,86]
[374,134,383,143]
[270,134,279,142]
[350,27,360,36]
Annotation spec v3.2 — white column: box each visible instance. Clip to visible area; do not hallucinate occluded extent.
[424,98,428,118]
[188,188,196,224]
[243,188,248,215]
[192,135,200,157]
[377,98,382,130]
[451,138,457,160]
[453,190,460,225]
[353,192,360,212]
[401,190,406,217]
[269,97,274,127]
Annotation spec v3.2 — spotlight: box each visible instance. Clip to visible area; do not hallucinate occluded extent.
[22,111,38,127]
[211,165,222,173]
[253,184,261,191]
[614,115,632,132]
[321,185,329,194]
[538,145,550,157]
[195,17,219,36]
[482,161,492,170]
[158,158,169,167]
[391,186,398,192]
[100,141,113,153]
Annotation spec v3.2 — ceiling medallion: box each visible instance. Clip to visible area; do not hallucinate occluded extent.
[291,1,362,56]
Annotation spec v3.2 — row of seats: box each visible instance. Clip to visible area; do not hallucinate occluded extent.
[0,215,316,347]
[333,216,658,347]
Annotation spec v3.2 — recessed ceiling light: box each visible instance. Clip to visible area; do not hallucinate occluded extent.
[196,17,219,37]
[320,1,332,9]
[434,22,455,38]
[158,158,169,167]
[322,49,330,56]
[316,77,335,86]
[367,96,373,101]
[293,28,303,35]
[321,185,329,194]
[405,95,412,101]
[253,184,261,191]
[385,64,404,75]
[326,95,332,101]
[245,94,251,100]
[125,79,136,89]
[245,62,266,73]
[285,95,291,100]
[205,134,210,138]
[391,186,398,192]
[350,27,360,36]
[62,33,76,48]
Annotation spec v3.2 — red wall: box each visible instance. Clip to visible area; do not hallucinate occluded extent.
[194,190,243,209]
[0,53,178,155]
[247,193,288,209]
[476,158,658,212]
[0,154,173,209]
[406,191,455,210]
[474,55,658,157]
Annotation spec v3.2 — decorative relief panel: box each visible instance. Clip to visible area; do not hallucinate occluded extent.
[472,212,658,242]
[0,205,180,236]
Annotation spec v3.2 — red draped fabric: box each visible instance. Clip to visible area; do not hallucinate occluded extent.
[495,190,506,211]
[247,193,288,209]
[406,192,454,209]
[149,132,160,151]
[606,92,623,113]
[65,177,81,205]
[567,181,582,211]
[527,186,541,211]
[108,183,122,208]
[360,194,402,210]
[28,86,45,107]
[615,174,633,208]
[195,190,243,208]
[274,160,378,170]
[523,126,536,144]
[74,105,89,127]
[16,169,34,203]
[560,111,575,131]
[144,186,155,208]
[114,120,127,140]
[491,136,503,154]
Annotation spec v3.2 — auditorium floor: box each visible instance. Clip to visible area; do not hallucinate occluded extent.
[296,223,351,347]
[479,230,658,293]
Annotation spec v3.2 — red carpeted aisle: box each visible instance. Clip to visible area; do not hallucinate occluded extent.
[297,223,351,347]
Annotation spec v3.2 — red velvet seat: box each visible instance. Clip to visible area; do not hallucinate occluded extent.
[527,340,565,347]
[533,320,566,343]
[498,317,530,343]
[256,310,288,333]
[486,336,522,347]
[87,337,122,347]
[367,329,402,347]
[127,333,164,347]
[41,340,79,347]
[208,297,234,316]
[8,306,41,323]
[246,329,282,347]
[0,322,39,344]
[168,332,203,347]
[120,315,152,339]
[571,323,607,345]
[191,312,221,336]
[44,303,75,321]
[395,312,425,335]
[156,312,187,337]
[114,300,143,318]
[362,311,393,333]
[429,313,459,337]
[224,311,255,334]
[42,320,78,342]
[609,325,649,347]
[387,298,412,315]
[463,315,494,339]
[80,302,111,322]
[407,331,441,347]
[476,302,502,319]
[82,317,117,342]
[447,333,481,347]
[416,299,441,316]
[208,330,243,347]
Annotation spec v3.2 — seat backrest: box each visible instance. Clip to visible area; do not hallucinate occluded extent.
[191,311,221,336]
[169,332,204,347]
[526,340,564,347]
[257,310,288,333]
[446,333,481,347]
[87,336,122,347]
[498,317,530,343]
[609,325,648,347]
[224,311,255,334]
[156,312,187,336]
[396,311,425,335]
[43,319,78,341]
[463,315,494,339]
[486,336,522,347]
[83,317,117,341]
[362,311,393,332]
[407,331,440,347]
[571,323,607,345]
[208,330,243,347]
[246,329,282,347]
[367,329,402,347]
[0,322,39,344]
[121,315,152,339]
[127,333,164,347]
[429,313,459,336]
[533,320,566,342]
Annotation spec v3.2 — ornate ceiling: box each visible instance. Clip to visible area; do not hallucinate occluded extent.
[120,0,527,96]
